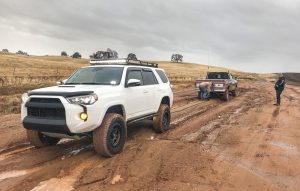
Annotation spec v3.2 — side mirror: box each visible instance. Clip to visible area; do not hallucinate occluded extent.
[56,79,67,85]
[127,79,141,87]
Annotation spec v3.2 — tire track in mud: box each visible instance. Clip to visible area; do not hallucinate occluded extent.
[163,87,261,140]
[0,84,270,191]
[176,83,297,190]
[175,90,282,190]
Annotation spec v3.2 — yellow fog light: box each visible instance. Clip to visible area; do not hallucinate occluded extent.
[80,112,88,121]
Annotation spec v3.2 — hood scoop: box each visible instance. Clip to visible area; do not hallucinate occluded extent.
[28,91,94,97]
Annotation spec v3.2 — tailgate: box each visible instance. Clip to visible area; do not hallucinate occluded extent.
[195,79,227,92]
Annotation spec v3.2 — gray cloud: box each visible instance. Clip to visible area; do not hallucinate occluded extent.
[1,0,300,73]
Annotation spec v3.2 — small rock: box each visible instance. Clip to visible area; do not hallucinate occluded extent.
[150,136,154,140]
[111,175,124,185]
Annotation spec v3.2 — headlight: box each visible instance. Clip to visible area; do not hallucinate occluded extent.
[21,93,29,103]
[67,93,98,105]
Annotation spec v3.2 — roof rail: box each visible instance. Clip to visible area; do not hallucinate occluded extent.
[90,58,158,68]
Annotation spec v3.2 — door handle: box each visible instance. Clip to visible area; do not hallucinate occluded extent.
[143,90,149,93]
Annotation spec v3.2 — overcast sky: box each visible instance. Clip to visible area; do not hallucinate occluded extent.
[1,0,300,73]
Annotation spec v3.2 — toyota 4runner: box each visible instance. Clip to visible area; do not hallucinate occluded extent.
[21,59,173,157]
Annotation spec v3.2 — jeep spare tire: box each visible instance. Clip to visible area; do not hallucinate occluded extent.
[93,113,127,157]
[26,129,60,148]
[153,104,171,133]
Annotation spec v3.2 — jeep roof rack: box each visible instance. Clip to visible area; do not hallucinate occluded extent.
[90,58,158,68]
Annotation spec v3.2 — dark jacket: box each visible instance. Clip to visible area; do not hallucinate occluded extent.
[275,77,285,91]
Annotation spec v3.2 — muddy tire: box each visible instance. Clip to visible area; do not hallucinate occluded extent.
[222,90,229,101]
[153,104,171,133]
[232,87,239,97]
[93,113,127,157]
[197,91,202,99]
[26,129,60,148]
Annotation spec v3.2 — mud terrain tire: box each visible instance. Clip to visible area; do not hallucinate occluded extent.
[198,91,202,99]
[26,129,60,148]
[222,90,229,101]
[232,86,239,97]
[153,104,171,133]
[93,113,127,157]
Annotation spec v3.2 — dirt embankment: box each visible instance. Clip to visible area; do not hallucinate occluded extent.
[283,73,300,86]
[0,81,300,191]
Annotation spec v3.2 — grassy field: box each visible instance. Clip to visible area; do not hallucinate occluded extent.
[0,52,275,114]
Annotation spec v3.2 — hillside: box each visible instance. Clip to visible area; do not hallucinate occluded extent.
[0,53,272,83]
[0,53,274,114]
[283,73,300,86]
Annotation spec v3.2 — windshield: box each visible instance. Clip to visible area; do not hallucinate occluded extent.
[65,67,124,85]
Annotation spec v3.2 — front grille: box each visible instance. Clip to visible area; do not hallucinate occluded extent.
[27,98,65,120]
[30,98,61,103]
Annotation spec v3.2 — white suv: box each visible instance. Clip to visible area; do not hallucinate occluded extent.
[21,59,173,157]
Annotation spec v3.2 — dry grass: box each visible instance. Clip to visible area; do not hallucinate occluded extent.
[0,53,275,114]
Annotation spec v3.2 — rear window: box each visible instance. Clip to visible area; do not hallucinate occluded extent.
[207,72,229,79]
[156,69,169,83]
[142,70,158,85]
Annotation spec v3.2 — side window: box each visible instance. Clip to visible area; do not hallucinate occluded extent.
[155,69,169,83]
[127,70,143,85]
[142,69,158,85]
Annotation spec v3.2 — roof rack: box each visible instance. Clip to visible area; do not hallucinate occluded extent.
[90,58,158,68]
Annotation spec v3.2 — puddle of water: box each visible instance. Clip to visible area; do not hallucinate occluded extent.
[31,158,95,191]
[31,178,74,191]
[0,170,28,181]
[58,138,74,144]
[67,145,92,156]
[270,141,299,155]
[234,107,244,114]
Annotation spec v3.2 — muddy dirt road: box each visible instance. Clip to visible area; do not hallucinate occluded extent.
[0,81,300,191]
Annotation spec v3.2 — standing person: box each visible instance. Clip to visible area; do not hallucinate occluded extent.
[198,82,212,100]
[274,73,285,106]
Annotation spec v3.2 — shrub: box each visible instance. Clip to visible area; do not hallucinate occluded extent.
[71,52,82,59]
[171,54,183,63]
[61,51,68,56]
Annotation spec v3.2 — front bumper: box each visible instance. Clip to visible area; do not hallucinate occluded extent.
[21,95,104,134]
[23,117,71,134]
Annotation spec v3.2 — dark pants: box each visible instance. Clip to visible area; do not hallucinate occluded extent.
[199,86,209,99]
[276,90,282,105]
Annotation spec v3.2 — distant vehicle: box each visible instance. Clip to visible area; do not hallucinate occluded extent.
[21,59,173,157]
[195,72,239,101]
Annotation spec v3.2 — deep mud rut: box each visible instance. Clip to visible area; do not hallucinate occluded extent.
[0,81,300,191]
